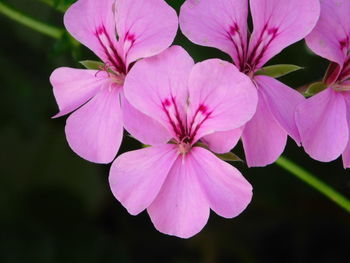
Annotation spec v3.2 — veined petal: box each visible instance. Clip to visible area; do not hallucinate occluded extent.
[115,0,178,66]
[187,59,257,143]
[64,0,120,64]
[65,88,123,164]
[248,0,320,69]
[296,88,349,162]
[342,92,350,168]
[191,147,252,219]
[201,128,243,154]
[50,67,109,118]
[306,0,350,66]
[121,94,172,146]
[242,91,287,167]
[255,75,304,144]
[109,145,179,216]
[179,0,249,69]
[124,46,194,138]
[148,154,210,239]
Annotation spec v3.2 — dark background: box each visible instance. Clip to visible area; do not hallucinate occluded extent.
[1,0,349,262]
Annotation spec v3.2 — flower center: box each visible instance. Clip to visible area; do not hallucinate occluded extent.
[178,140,191,155]
[162,97,212,155]
[110,71,126,86]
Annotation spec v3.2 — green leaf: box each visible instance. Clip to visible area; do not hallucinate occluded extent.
[181,142,244,163]
[304,82,327,97]
[80,60,104,70]
[215,152,244,163]
[255,64,303,78]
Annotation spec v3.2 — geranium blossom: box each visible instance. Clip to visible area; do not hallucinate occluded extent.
[109,46,258,238]
[50,0,178,163]
[295,0,350,168]
[179,0,320,167]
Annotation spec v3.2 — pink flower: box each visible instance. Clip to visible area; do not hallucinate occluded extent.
[179,0,320,167]
[49,0,178,163]
[295,0,350,168]
[109,46,258,238]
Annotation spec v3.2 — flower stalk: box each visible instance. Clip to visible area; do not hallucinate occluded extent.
[276,156,350,213]
[0,2,63,39]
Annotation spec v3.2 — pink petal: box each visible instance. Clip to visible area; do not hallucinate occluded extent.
[64,0,118,62]
[191,147,252,218]
[124,46,194,137]
[179,0,249,69]
[121,94,172,146]
[109,145,179,216]
[342,134,350,168]
[242,92,287,167]
[296,88,349,162]
[147,154,210,239]
[201,128,243,154]
[342,92,350,168]
[306,0,350,66]
[115,0,178,66]
[342,142,350,169]
[187,59,257,143]
[248,0,320,69]
[65,88,123,164]
[255,76,304,144]
[50,67,109,118]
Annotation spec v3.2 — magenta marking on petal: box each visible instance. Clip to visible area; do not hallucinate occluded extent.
[340,36,349,52]
[171,96,186,136]
[163,98,171,107]
[161,97,186,141]
[226,23,247,71]
[268,27,278,35]
[95,26,104,35]
[246,24,268,67]
[123,32,136,65]
[229,24,239,36]
[95,25,127,74]
[340,40,347,50]
[161,98,212,145]
[188,104,212,144]
[162,103,181,138]
[125,32,136,43]
[246,24,278,72]
[198,104,207,114]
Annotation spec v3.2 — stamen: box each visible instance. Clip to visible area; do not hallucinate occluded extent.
[178,141,191,155]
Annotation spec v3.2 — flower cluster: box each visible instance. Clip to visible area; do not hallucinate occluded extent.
[50,0,349,238]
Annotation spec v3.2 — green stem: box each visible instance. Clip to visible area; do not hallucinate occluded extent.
[276,156,350,213]
[0,2,63,39]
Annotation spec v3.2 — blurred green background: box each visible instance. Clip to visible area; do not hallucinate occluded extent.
[1,0,349,262]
